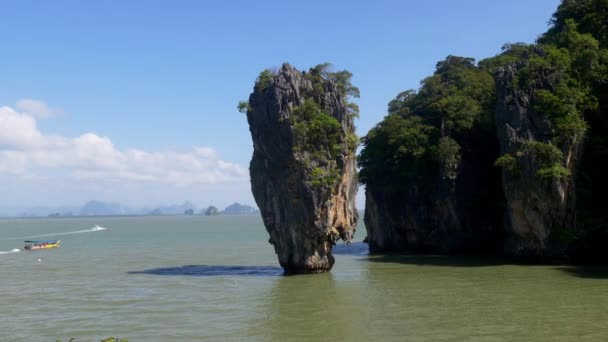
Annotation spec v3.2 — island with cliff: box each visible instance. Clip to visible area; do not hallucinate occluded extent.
[359,0,608,263]
[243,63,359,273]
[244,0,608,273]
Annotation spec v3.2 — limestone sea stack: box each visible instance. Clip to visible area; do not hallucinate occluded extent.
[244,63,359,274]
[495,62,581,258]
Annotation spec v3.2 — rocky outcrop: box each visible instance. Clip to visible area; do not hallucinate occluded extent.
[362,57,504,255]
[495,64,580,258]
[363,62,581,259]
[364,133,504,254]
[364,163,461,253]
[246,63,358,274]
[358,1,608,261]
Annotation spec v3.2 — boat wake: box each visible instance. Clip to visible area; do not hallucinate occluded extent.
[0,248,20,255]
[91,225,107,232]
[24,225,108,238]
[0,225,108,241]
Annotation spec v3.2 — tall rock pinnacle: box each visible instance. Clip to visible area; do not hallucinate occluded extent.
[245,63,359,274]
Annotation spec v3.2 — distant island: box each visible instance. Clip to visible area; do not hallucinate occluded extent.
[0,200,259,218]
[223,203,259,215]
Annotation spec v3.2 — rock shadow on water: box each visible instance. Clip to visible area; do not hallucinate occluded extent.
[555,265,608,279]
[362,254,608,278]
[362,254,512,267]
[333,242,369,256]
[129,265,284,277]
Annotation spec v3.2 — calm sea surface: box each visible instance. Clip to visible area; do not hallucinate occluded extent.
[1,215,607,341]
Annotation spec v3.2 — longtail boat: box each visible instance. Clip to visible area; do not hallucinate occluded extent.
[24,240,60,250]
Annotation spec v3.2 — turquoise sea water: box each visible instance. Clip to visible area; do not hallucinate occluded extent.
[1,215,608,341]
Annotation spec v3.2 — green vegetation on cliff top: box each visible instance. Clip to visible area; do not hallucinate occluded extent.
[296,64,359,188]
[359,0,608,252]
[360,0,608,187]
[358,55,495,189]
[243,63,359,190]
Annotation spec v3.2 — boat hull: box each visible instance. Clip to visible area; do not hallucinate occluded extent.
[24,241,60,250]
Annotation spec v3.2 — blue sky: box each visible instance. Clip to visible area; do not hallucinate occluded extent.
[0,0,560,209]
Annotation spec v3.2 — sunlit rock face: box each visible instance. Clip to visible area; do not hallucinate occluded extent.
[246,63,358,274]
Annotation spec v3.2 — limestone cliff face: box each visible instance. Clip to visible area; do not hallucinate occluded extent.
[363,63,581,258]
[364,161,460,253]
[364,136,504,254]
[362,57,504,254]
[495,65,581,258]
[246,64,358,274]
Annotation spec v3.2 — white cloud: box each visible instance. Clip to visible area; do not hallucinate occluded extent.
[0,105,248,188]
[16,99,62,118]
[0,106,43,148]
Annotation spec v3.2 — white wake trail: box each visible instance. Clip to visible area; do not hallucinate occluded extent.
[1,225,108,241]
[23,225,108,238]
[0,248,21,254]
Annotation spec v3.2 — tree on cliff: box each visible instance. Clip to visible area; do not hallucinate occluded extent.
[488,1,608,254]
[541,0,608,257]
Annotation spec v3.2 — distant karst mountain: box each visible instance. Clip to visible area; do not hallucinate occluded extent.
[80,200,128,216]
[16,205,80,217]
[148,201,195,215]
[2,200,258,217]
[222,203,259,215]
[203,206,219,216]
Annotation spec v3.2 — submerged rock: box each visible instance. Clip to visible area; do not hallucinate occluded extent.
[245,63,358,274]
